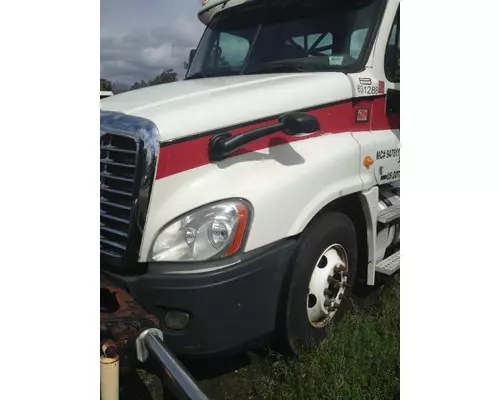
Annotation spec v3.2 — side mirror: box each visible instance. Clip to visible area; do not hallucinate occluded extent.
[280,112,320,136]
[386,89,400,115]
[209,112,320,162]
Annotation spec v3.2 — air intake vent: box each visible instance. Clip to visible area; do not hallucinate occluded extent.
[100,133,138,259]
[100,111,159,270]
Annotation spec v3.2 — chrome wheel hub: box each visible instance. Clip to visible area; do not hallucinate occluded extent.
[306,244,349,328]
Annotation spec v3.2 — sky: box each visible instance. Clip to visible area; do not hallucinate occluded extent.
[100,0,205,85]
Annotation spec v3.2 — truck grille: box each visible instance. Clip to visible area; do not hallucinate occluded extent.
[100,111,159,270]
[100,133,139,260]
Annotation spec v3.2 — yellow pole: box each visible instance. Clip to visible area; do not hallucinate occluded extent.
[100,354,119,400]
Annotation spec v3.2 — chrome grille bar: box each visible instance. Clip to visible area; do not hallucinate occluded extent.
[100,111,159,269]
[100,132,137,260]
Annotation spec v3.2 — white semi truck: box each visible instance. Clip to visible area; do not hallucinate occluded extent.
[100,0,400,358]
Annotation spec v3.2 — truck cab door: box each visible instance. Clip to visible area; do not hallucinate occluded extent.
[371,5,400,184]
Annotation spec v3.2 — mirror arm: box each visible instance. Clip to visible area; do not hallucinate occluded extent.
[221,122,285,151]
[208,112,319,162]
[209,122,284,162]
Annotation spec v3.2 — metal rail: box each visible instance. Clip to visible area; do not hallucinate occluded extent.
[136,328,209,400]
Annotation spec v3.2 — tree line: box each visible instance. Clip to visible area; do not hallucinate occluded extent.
[104,53,233,94]
[103,68,179,95]
[129,68,178,91]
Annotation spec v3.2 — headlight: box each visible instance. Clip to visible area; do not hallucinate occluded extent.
[150,199,252,262]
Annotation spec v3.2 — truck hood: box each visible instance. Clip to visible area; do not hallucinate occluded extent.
[100,73,353,142]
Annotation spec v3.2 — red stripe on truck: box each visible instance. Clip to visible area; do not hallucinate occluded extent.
[156,96,399,180]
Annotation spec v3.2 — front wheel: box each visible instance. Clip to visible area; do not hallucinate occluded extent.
[278,211,358,355]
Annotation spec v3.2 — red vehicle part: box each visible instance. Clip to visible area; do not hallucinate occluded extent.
[100,274,208,400]
[100,273,159,370]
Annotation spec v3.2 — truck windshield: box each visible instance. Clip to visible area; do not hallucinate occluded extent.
[187,0,384,79]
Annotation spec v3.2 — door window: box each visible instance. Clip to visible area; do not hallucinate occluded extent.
[384,8,400,82]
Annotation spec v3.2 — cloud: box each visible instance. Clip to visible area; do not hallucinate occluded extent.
[100,16,205,85]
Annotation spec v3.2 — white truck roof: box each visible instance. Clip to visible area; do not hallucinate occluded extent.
[197,0,364,25]
[198,0,252,25]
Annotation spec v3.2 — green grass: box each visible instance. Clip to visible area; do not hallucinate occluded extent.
[142,274,399,400]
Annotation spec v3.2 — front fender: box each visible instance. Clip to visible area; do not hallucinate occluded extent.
[140,132,363,261]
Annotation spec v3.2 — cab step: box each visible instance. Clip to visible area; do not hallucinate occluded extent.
[375,250,400,275]
[378,204,400,224]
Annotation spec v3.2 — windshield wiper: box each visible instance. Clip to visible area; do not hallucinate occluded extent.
[185,72,213,80]
[244,62,318,75]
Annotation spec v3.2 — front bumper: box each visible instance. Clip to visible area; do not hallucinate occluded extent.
[103,239,297,356]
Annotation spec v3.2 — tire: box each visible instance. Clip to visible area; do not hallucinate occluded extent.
[277,211,358,356]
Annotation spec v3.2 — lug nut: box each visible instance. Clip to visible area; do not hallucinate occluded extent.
[334,264,347,273]
[338,293,344,300]
[324,289,333,297]
[328,275,340,287]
